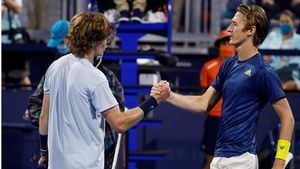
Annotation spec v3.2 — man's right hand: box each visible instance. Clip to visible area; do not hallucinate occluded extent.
[37,156,48,169]
[151,80,170,103]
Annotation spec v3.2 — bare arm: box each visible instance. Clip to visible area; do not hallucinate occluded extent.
[166,86,221,114]
[273,98,294,144]
[103,81,170,133]
[37,95,49,166]
[39,95,49,135]
[3,0,22,14]
[272,98,295,169]
[103,106,144,133]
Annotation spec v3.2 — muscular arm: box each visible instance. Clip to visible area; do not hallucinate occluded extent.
[272,98,295,168]
[102,81,169,133]
[273,98,294,142]
[103,106,144,133]
[39,95,49,135]
[167,86,221,114]
[103,82,170,133]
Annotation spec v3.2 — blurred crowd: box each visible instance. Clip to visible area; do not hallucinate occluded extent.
[2,0,300,90]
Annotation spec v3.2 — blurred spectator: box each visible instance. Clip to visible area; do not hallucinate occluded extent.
[2,0,23,43]
[172,0,184,32]
[27,0,48,30]
[291,0,300,18]
[222,0,299,26]
[221,0,254,28]
[260,10,300,90]
[259,0,300,19]
[47,20,70,55]
[2,0,32,89]
[221,0,255,19]
[98,0,167,23]
[260,0,280,20]
[115,0,146,23]
[199,30,235,169]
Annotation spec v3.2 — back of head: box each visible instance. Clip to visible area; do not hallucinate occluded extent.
[68,12,116,57]
[236,4,269,47]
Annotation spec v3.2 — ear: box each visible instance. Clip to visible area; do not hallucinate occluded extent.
[247,26,256,37]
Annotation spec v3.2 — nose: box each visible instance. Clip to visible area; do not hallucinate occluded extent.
[227,24,233,33]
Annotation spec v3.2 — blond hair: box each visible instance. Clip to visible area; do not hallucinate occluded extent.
[236,4,269,46]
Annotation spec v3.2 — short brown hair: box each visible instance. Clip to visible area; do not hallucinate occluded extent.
[236,4,269,47]
[68,12,116,57]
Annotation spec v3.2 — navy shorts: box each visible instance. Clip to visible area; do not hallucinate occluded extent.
[201,115,221,155]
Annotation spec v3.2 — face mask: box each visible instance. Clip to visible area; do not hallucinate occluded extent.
[280,24,292,35]
[219,44,235,59]
[93,55,103,68]
[56,44,70,54]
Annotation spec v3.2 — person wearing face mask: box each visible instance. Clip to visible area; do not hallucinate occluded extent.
[47,20,70,55]
[260,10,300,90]
[25,18,126,169]
[199,30,235,169]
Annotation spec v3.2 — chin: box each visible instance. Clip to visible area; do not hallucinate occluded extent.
[229,41,238,48]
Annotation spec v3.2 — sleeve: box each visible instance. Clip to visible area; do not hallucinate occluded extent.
[43,63,55,95]
[91,81,118,115]
[260,67,286,103]
[43,74,50,95]
[211,61,226,92]
[200,65,210,88]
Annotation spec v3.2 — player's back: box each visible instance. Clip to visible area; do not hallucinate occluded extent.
[44,54,116,169]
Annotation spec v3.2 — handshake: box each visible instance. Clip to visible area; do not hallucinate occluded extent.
[150,80,171,103]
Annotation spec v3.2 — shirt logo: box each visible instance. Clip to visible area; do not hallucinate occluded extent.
[245,69,251,76]
[149,106,154,111]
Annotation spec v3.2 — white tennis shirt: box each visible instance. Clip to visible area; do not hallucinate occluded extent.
[44,54,118,169]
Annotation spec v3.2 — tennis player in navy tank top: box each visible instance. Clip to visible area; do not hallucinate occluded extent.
[151,4,295,169]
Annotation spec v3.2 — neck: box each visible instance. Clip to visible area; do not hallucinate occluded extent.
[236,39,258,61]
[84,51,94,63]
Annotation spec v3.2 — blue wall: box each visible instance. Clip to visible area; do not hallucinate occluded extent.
[2,90,300,169]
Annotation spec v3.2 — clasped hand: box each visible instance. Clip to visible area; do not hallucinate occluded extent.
[151,80,171,103]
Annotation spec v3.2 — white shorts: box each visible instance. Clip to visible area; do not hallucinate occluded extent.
[210,152,259,169]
